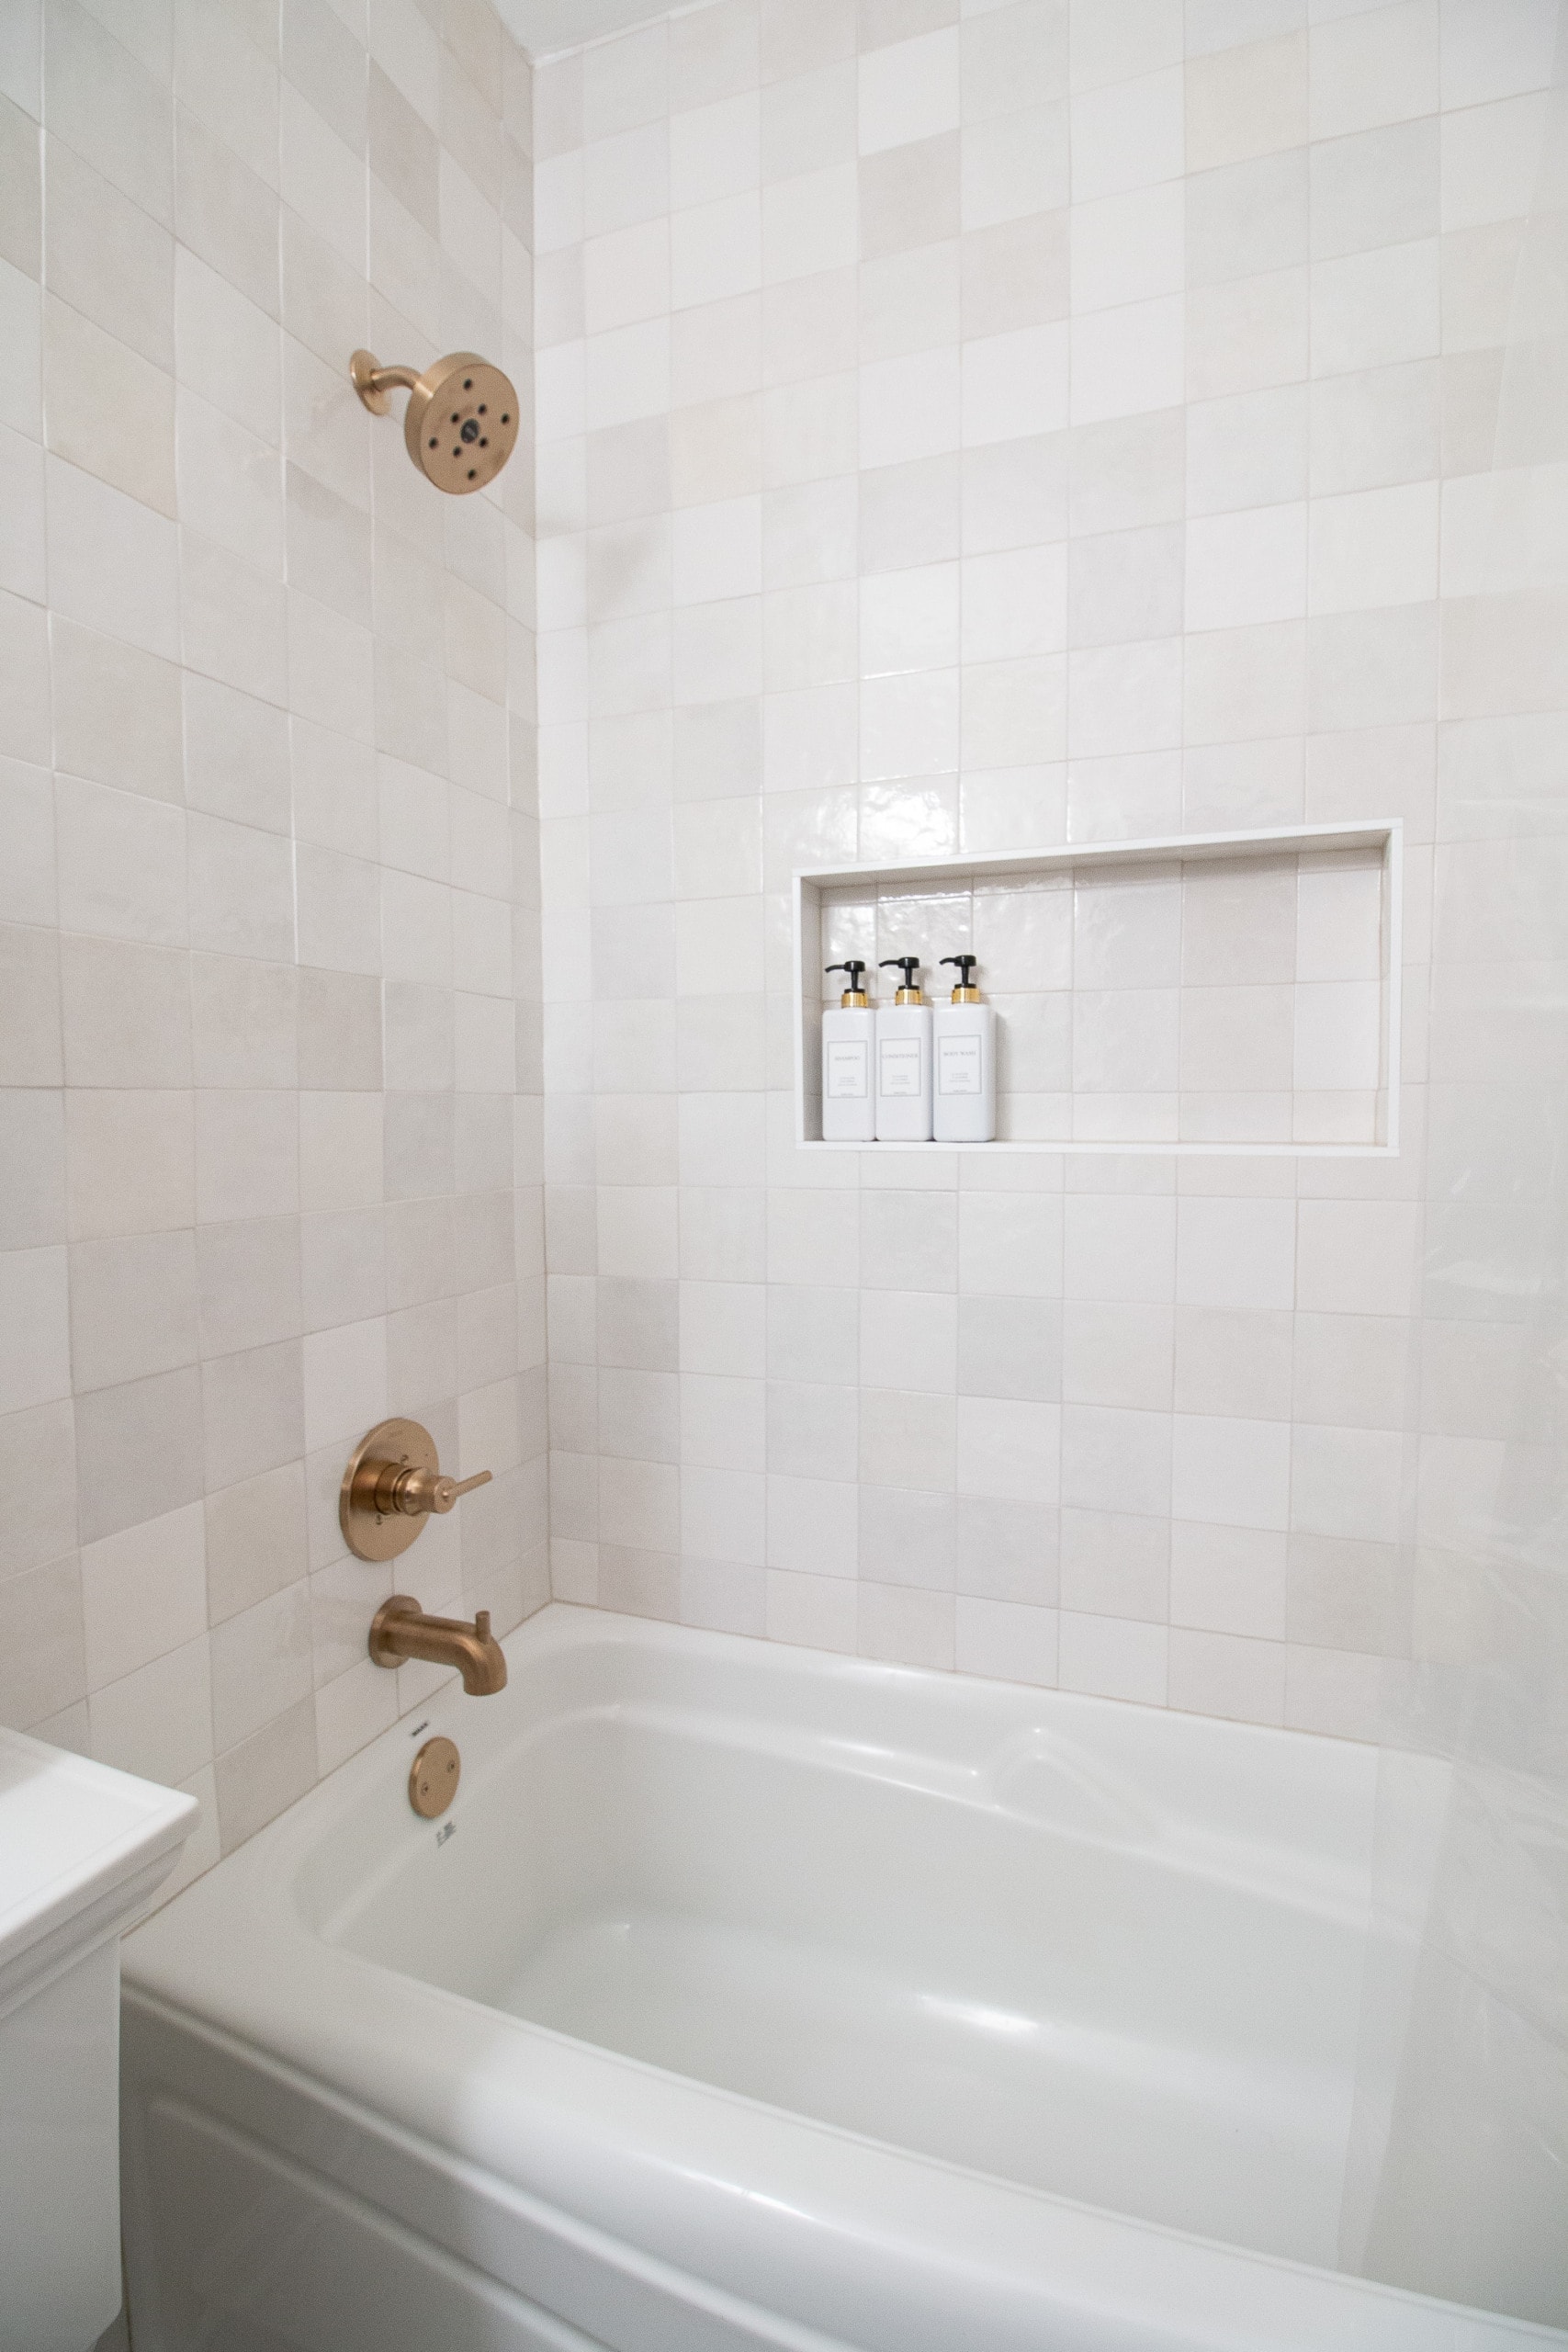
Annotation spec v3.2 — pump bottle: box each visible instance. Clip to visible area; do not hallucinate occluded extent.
[874,957,934,1142]
[932,955,997,1142]
[820,961,875,1142]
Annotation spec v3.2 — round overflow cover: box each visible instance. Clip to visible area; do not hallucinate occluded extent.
[409,1735,460,1819]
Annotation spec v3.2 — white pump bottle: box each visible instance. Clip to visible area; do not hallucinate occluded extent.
[820,961,875,1142]
[874,957,934,1142]
[932,955,997,1142]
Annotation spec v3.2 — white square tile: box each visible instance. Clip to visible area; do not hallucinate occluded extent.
[81,1500,206,1689]
[857,1579,955,1669]
[673,495,762,605]
[1171,1412,1291,1529]
[89,1636,213,1787]
[1310,240,1438,379]
[1296,1200,1417,1317]
[1072,183,1184,314]
[599,1187,681,1280]
[761,164,860,280]
[301,1315,387,1452]
[1293,979,1382,1091]
[1308,480,1438,612]
[1066,1392,1166,1505]
[860,1288,957,1391]
[1169,1520,1286,1638]
[766,1566,858,1651]
[682,1463,765,1563]
[762,62,858,183]
[671,92,761,209]
[1058,1609,1168,1702]
[860,667,960,778]
[962,322,1069,445]
[1295,874,1378,1001]
[671,191,762,310]
[1186,503,1306,631]
[862,563,961,675]
[1070,67,1183,201]
[46,455,179,660]
[960,102,1069,227]
[1438,93,1546,235]
[962,2,1067,123]
[55,775,186,947]
[1070,295,1183,424]
[1168,1627,1284,1724]
[962,546,1066,662]
[955,1595,1057,1685]
[584,320,671,431]
[1066,638,1183,755]
[582,122,669,238]
[1062,1300,1172,1412]
[1073,988,1179,1091]
[1291,1421,1404,1543]
[0,1244,71,1412]
[1309,0,1438,140]
[765,1472,857,1573]
[583,220,670,334]
[859,28,962,153]
[1064,1194,1175,1303]
[763,578,856,692]
[1439,0,1558,107]
[1070,0,1184,93]
[1184,31,1307,173]
[862,345,962,467]
[1177,1197,1296,1309]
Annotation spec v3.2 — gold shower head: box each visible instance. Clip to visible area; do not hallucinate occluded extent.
[350,348,520,494]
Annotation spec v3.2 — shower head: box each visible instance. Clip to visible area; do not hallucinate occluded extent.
[350,348,520,494]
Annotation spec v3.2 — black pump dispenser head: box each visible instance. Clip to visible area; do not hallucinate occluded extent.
[879,956,924,1005]
[826,960,870,1008]
[941,954,981,1002]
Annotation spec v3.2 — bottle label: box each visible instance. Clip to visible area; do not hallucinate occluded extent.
[826,1040,868,1099]
[937,1033,982,1095]
[879,1035,923,1098]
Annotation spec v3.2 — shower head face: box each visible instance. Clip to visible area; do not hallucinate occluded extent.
[403,353,519,494]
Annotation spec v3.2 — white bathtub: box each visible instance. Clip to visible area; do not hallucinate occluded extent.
[120,1605,1561,2351]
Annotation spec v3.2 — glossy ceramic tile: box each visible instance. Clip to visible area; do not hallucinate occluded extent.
[0,0,546,1863]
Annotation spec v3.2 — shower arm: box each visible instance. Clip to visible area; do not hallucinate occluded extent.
[350,353,423,415]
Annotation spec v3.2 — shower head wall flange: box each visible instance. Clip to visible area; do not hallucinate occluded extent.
[350,349,519,495]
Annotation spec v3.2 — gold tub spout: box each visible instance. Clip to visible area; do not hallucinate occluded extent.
[368,1597,508,1696]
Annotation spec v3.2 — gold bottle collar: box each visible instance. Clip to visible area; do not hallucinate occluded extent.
[894,986,923,1005]
[949,986,981,1002]
[839,989,869,1007]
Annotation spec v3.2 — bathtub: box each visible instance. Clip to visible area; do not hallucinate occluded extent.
[120,1604,1561,2352]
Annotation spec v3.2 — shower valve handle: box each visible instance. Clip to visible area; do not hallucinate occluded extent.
[381,1464,493,1519]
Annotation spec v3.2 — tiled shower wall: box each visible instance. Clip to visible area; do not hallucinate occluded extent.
[533,0,1560,1735]
[0,0,544,1885]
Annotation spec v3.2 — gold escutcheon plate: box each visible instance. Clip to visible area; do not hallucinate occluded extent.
[340,1417,439,1562]
[409,1735,460,1820]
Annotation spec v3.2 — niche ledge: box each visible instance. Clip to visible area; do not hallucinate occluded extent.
[793,821,1402,1159]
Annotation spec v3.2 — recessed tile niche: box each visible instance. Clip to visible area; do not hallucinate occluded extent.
[794,822,1401,1156]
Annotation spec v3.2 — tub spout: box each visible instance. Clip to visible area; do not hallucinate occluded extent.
[368,1596,508,1695]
